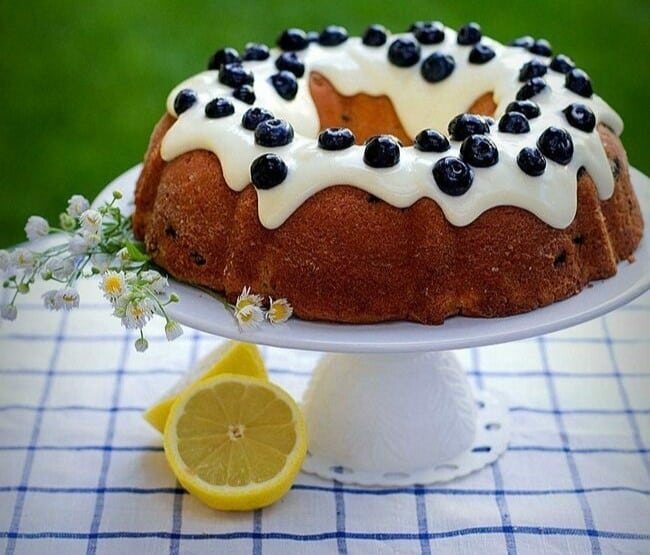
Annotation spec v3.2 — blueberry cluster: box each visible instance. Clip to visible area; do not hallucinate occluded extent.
[508,36,552,57]
[241,107,295,190]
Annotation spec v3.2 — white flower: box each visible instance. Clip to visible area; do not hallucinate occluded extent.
[82,231,101,250]
[134,337,149,352]
[91,253,113,273]
[41,257,75,281]
[234,303,265,330]
[0,250,12,273]
[1,304,17,321]
[79,209,102,234]
[12,248,35,270]
[66,195,90,218]
[233,286,265,330]
[25,216,49,241]
[68,235,88,255]
[55,288,80,311]
[164,320,183,341]
[100,271,127,302]
[141,270,168,294]
[42,290,62,310]
[236,286,264,311]
[121,297,155,329]
[267,297,293,325]
[116,248,130,266]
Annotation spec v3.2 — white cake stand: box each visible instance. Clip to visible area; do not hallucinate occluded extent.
[97,166,650,486]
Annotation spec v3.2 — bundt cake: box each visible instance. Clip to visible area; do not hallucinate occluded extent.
[133,22,643,324]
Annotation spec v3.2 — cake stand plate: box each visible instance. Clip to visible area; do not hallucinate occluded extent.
[100,165,650,354]
[97,165,649,486]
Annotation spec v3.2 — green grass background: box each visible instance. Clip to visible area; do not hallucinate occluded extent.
[1,1,648,246]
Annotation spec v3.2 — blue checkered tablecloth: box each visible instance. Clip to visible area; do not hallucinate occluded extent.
[0,276,648,554]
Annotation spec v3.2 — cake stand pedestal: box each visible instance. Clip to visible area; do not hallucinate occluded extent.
[97,165,650,486]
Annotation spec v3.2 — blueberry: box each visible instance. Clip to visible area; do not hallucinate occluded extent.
[460,135,499,167]
[414,129,450,152]
[448,113,490,141]
[563,103,596,133]
[517,147,546,176]
[275,52,305,77]
[469,44,496,64]
[173,89,198,116]
[529,39,552,57]
[363,135,401,168]
[362,24,388,46]
[550,54,575,74]
[387,38,421,67]
[241,107,274,130]
[411,21,445,44]
[250,154,288,190]
[233,84,255,105]
[565,68,593,98]
[516,77,547,100]
[505,100,541,119]
[207,47,241,70]
[319,25,348,46]
[277,28,309,51]
[204,97,234,119]
[518,59,547,82]
[218,63,254,88]
[457,22,482,45]
[269,71,299,100]
[254,118,294,147]
[242,43,270,61]
[537,127,574,165]
[508,35,534,48]
[420,52,455,83]
[318,127,355,150]
[432,157,474,196]
[498,112,530,134]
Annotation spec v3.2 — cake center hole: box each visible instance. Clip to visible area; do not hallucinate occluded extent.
[309,72,496,145]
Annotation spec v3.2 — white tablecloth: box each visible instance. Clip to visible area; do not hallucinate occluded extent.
[0,272,648,554]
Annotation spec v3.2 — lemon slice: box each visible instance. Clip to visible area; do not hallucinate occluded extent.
[163,374,307,511]
[144,341,267,433]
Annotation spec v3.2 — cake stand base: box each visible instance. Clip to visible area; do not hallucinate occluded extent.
[300,351,510,486]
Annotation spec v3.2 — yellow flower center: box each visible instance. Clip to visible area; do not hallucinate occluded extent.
[270,303,287,321]
[105,276,123,296]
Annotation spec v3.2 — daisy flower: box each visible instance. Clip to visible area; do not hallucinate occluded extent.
[12,248,35,270]
[79,209,102,234]
[56,288,80,311]
[66,195,90,218]
[121,298,155,329]
[164,320,183,341]
[234,303,265,330]
[25,216,49,241]
[267,297,293,324]
[42,290,62,310]
[1,304,17,321]
[140,270,168,294]
[100,271,127,302]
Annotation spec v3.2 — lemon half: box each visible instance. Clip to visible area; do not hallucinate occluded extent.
[163,374,307,511]
[144,341,267,433]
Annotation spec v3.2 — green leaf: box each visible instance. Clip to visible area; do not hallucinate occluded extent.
[124,239,150,262]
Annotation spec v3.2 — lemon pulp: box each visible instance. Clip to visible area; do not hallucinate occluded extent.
[144,341,267,433]
[164,374,307,511]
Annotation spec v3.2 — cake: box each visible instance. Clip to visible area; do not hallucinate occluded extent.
[133,22,643,324]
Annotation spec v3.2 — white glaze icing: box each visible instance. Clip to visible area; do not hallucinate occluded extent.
[160,26,623,229]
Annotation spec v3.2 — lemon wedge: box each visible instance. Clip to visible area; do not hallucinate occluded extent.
[163,374,307,511]
[144,341,267,433]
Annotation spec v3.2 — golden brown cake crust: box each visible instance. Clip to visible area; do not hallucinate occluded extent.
[134,81,644,324]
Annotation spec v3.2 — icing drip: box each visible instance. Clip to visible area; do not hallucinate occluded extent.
[160,26,623,230]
